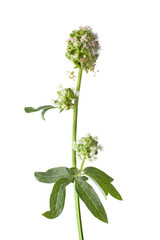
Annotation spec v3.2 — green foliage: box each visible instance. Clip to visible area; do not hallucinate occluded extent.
[34,167,70,183]
[84,167,114,183]
[67,167,79,176]
[102,182,123,200]
[24,105,55,120]
[80,176,88,181]
[75,177,108,223]
[43,177,73,219]
[84,167,122,200]
[34,165,122,222]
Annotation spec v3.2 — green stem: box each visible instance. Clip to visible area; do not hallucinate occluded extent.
[72,68,82,167]
[80,158,86,171]
[72,68,84,240]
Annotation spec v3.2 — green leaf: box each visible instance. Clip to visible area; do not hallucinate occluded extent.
[67,167,79,176]
[43,177,73,219]
[34,167,70,183]
[24,105,55,113]
[86,175,109,197]
[24,105,56,120]
[75,177,108,223]
[80,176,88,181]
[84,167,122,200]
[103,182,123,200]
[41,106,55,120]
[84,167,114,183]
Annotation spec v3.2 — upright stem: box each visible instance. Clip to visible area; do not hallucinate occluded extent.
[80,158,86,171]
[72,68,82,167]
[72,68,84,240]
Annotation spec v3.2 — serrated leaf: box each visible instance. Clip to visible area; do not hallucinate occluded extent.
[84,167,114,183]
[43,177,73,219]
[34,167,69,183]
[75,177,108,223]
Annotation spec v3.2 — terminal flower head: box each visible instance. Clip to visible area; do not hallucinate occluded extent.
[65,26,100,73]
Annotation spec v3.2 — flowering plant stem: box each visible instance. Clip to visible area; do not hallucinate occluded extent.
[72,68,84,240]
[24,26,123,240]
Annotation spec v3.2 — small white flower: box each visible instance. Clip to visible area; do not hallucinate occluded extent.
[86,133,91,137]
[73,40,78,47]
[74,53,78,58]
[62,104,68,110]
[58,96,63,101]
[98,145,103,151]
[81,35,87,42]
[51,98,55,104]
[70,37,76,42]
[94,33,98,39]
[61,90,66,96]
[90,146,97,152]
[90,49,97,56]
[84,25,92,31]
[90,146,97,156]
[58,84,63,89]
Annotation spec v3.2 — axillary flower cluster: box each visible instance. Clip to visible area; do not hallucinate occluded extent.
[73,134,103,161]
[66,26,100,72]
[52,87,78,111]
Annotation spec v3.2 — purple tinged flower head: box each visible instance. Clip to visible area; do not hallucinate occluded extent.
[65,26,100,72]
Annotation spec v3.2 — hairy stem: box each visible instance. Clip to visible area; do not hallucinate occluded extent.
[72,68,84,240]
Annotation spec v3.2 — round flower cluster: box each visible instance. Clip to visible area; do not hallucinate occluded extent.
[73,134,103,161]
[65,26,100,72]
[52,87,77,112]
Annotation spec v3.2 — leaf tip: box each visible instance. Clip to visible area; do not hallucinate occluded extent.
[24,107,29,113]
[42,211,52,219]
[119,196,123,201]
[34,172,39,181]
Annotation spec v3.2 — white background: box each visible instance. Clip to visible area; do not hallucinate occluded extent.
[0,0,160,239]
